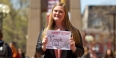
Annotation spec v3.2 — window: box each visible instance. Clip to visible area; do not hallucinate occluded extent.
[92,18,103,28]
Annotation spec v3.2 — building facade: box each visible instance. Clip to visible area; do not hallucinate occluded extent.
[82,6,116,58]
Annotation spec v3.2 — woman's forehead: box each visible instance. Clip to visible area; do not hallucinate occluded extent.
[53,6,64,10]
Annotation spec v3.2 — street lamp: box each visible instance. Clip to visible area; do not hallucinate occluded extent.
[0,4,10,31]
[85,35,94,50]
[85,35,94,42]
[85,35,94,57]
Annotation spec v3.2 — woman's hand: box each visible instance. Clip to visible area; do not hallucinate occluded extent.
[42,36,48,51]
[70,37,76,52]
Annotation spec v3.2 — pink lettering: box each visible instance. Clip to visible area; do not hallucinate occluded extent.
[51,32,60,35]
[61,32,69,35]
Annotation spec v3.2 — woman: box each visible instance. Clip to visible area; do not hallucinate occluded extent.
[36,2,84,58]
[18,48,25,58]
[9,42,20,58]
[104,49,115,58]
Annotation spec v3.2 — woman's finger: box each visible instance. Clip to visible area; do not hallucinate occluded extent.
[42,36,48,44]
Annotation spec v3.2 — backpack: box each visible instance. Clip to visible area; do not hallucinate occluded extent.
[0,43,8,57]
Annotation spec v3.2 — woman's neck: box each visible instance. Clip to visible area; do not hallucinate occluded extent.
[55,23,65,30]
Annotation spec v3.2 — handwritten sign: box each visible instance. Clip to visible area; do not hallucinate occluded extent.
[46,30,71,50]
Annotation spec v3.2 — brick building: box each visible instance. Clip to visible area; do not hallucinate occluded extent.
[82,5,116,58]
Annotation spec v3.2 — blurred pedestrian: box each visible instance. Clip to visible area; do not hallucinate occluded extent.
[82,46,91,58]
[18,48,25,58]
[34,51,39,58]
[36,2,84,58]
[0,31,12,58]
[115,51,116,58]
[9,41,20,58]
[103,49,115,58]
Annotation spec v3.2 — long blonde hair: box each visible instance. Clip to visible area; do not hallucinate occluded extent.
[41,2,81,44]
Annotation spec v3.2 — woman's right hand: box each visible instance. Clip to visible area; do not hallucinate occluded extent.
[42,36,48,51]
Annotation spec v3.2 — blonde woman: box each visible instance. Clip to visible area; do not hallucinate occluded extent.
[36,2,84,58]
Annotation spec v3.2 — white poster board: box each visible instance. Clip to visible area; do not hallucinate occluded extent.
[46,30,71,50]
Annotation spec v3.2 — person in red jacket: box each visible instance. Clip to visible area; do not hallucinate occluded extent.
[9,41,20,58]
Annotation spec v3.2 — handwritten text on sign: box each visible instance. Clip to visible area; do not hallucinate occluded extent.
[46,30,71,50]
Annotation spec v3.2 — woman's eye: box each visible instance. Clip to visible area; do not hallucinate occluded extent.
[59,11,63,13]
[54,10,57,12]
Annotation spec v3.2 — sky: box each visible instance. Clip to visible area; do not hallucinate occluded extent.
[80,0,116,14]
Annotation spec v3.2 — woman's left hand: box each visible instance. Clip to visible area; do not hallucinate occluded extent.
[70,37,76,52]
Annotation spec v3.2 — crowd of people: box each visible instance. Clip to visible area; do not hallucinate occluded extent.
[9,41,25,58]
[81,46,116,58]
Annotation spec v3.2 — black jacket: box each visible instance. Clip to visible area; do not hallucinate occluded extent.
[0,40,12,58]
[36,30,84,58]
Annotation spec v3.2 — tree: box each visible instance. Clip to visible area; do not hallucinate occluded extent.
[0,0,29,53]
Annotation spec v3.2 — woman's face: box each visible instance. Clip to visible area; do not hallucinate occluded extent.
[9,43,14,49]
[52,5,65,22]
[107,49,111,55]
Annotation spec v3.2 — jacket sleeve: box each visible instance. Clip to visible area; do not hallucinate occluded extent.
[72,30,84,57]
[36,30,45,55]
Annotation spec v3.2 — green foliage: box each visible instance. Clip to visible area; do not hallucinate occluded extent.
[0,0,29,53]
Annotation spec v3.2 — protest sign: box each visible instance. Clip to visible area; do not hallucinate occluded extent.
[46,30,71,50]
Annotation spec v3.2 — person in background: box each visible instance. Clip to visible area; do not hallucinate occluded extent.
[82,47,91,58]
[103,49,115,58]
[0,31,12,58]
[18,48,25,58]
[34,51,40,58]
[36,2,84,58]
[115,51,116,58]
[9,41,20,58]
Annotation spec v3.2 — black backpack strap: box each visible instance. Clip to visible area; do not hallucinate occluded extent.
[0,43,8,57]
[4,43,8,57]
[3,43,12,58]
